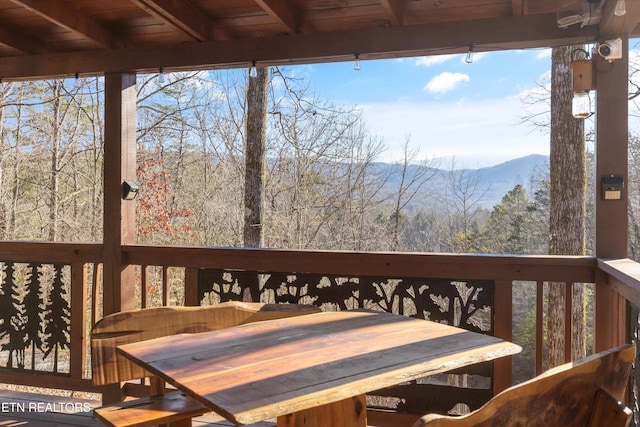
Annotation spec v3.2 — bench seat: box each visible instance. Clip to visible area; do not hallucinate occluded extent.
[91,302,321,427]
[95,391,210,427]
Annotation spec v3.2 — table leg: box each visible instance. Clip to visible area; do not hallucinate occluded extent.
[277,394,366,427]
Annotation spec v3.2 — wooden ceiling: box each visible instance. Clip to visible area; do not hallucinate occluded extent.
[0,0,638,81]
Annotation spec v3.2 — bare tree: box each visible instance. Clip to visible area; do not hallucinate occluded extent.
[263,68,385,250]
[244,67,268,248]
[442,158,489,253]
[388,138,438,251]
[548,45,587,367]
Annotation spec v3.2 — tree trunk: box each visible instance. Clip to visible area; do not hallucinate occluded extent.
[243,67,268,248]
[48,83,61,242]
[547,45,587,368]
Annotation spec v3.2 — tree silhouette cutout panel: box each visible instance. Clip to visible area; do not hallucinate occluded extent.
[0,262,71,374]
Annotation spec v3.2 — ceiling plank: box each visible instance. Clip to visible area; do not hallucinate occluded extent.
[380,0,403,26]
[512,0,524,16]
[129,0,214,42]
[0,14,597,81]
[253,0,299,34]
[599,0,640,36]
[8,0,125,49]
[0,18,50,54]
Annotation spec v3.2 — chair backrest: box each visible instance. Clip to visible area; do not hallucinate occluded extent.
[91,301,321,386]
[413,343,635,427]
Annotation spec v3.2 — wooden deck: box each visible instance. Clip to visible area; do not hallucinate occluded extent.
[0,390,421,426]
[0,390,275,426]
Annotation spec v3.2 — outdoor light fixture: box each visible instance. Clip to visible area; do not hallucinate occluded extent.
[249,61,258,78]
[556,1,602,28]
[354,53,361,71]
[122,180,139,200]
[615,0,626,16]
[158,67,165,84]
[465,43,475,64]
[570,51,595,119]
[601,175,624,200]
[572,91,591,118]
[74,72,81,88]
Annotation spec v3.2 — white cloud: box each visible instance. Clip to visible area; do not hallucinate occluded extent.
[536,49,552,60]
[415,55,457,67]
[414,52,488,67]
[358,94,550,166]
[424,72,470,94]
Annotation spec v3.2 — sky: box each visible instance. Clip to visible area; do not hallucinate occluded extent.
[280,47,585,168]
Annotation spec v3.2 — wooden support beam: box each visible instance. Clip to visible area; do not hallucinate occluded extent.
[0,18,50,54]
[595,42,629,262]
[103,73,137,315]
[8,0,125,48]
[129,0,214,42]
[0,13,597,81]
[511,0,528,16]
[599,0,640,37]
[254,0,299,34]
[380,0,404,26]
[594,36,629,351]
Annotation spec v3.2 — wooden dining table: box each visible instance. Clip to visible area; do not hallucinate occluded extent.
[117,309,521,427]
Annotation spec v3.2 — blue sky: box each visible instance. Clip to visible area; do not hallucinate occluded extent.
[283,48,562,167]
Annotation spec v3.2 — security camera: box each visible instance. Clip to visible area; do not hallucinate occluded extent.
[596,38,622,62]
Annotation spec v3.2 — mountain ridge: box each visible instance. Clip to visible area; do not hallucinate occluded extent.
[375,154,549,210]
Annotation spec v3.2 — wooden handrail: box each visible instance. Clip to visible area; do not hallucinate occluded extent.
[0,241,102,263]
[598,258,640,308]
[123,245,596,283]
[0,241,638,406]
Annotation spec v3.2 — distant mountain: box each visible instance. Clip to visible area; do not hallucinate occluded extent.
[470,154,550,208]
[373,154,550,211]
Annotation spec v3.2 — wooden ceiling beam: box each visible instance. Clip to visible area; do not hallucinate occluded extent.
[380,0,403,26]
[0,14,597,81]
[8,0,125,48]
[129,0,215,42]
[253,0,299,34]
[0,18,50,54]
[599,0,640,36]
[511,0,524,16]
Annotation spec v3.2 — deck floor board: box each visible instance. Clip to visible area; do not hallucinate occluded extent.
[0,389,275,426]
[0,390,403,426]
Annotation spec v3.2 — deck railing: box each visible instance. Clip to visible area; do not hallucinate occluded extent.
[0,242,636,413]
[0,242,102,392]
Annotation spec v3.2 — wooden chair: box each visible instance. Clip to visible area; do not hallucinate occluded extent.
[91,301,321,427]
[412,344,635,427]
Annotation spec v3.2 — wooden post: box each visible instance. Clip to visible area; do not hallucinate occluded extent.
[69,262,88,380]
[277,395,367,427]
[103,72,137,316]
[493,280,513,392]
[594,36,629,352]
[184,267,200,306]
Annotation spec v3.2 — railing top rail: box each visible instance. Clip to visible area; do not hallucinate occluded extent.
[598,258,640,308]
[124,245,596,283]
[0,241,103,263]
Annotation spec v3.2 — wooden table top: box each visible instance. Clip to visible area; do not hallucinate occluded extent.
[117,310,521,425]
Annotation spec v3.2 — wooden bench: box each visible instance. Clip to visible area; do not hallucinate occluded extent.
[412,343,635,427]
[91,301,321,427]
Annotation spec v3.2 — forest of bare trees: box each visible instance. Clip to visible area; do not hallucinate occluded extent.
[1,63,639,259]
[0,68,560,256]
